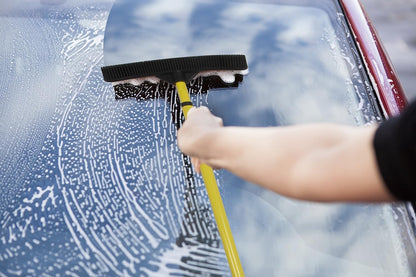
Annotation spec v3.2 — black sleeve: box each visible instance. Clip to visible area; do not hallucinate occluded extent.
[373,100,416,201]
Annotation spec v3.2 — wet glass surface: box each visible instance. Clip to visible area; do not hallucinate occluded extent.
[0,0,415,276]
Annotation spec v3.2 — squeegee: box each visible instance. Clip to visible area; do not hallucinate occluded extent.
[102,54,247,277]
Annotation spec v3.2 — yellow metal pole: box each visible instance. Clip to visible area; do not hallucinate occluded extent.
[175,81,244,277]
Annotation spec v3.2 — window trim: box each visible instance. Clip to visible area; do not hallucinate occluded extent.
[340,0,407,117]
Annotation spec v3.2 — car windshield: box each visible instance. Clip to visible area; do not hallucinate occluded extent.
[1,0,415,276]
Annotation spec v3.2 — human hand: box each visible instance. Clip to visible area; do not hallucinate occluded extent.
[177,106,223,173]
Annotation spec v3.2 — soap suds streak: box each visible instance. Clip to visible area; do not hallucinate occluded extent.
[0,12,229,277]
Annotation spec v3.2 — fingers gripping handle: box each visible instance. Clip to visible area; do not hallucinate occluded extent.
[175,81,244,277]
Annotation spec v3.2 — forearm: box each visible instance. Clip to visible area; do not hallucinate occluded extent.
[195,126,304,188]
[185,124,394,202]
[177,107,394,202]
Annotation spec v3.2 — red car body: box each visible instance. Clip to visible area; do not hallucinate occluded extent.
[341,0,407,116]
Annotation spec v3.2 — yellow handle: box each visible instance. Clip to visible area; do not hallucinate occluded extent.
[199,164,245,277]
[176,81,245,277]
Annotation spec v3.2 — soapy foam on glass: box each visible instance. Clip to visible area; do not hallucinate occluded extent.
[111,69,249,86]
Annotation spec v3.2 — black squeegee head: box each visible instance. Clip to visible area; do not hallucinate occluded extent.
[101,54,248,84]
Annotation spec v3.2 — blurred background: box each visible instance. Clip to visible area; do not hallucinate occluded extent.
[360,0,416,101]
